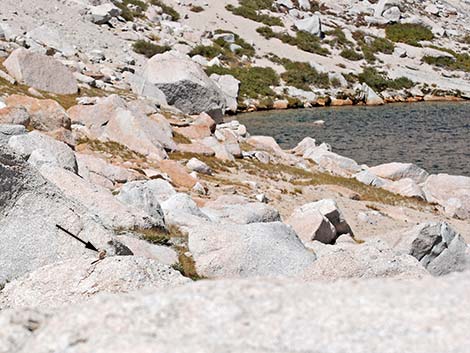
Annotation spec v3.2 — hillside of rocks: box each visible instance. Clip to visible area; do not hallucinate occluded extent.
[0,0,470,352]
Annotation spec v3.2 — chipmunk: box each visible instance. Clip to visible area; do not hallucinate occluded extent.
[90,249,107,265]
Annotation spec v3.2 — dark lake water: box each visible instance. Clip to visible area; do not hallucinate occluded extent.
[236,102,470,176]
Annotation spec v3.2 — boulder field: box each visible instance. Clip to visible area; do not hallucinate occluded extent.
[0,0,469,350]
[0,88,469,351]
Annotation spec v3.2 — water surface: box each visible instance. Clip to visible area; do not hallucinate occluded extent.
[236,102,470,176]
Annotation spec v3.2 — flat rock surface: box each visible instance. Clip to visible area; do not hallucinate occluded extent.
[0,256,189,310]
[3,272,470,353]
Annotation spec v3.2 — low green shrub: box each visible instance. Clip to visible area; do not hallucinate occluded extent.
[358,67,414,92]
[423,47,470,72]
[352,31,395,62]
[206,65,280,99]
[385,23,433,46]
[340,48,363,61]
[280,59,330,90]
[150,0,180,21]
[257,26,330,56]
[132,40,171,58]
[190,5,204,12]
[112,0,148,21]
[189,31,255,60]
[226,1,283,26]
[325,27,354,48]
[189,45,224,58]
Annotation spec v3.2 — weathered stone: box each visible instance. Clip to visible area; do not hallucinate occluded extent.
[394,222,469,276]
[89,3,122,24]
[361,83,384,105]
[302,239,428,280]
[210,74,240,113]
[186,157,212,175]
[382,178,425,199]
[368,162,429,183]
[5,95,71,132]
[188,222,316,278]
[116,180,166,225]
[294,15,322,36]
[304,146,361,177]
[102,108,168,161]
[286,206,337,244]
[8,131,77,172]
[136,51,226,115]
[76,153,133,187]
[0,107,30,126]
[3,48,78,94]
[202,202,281,224]
[0,146,130,284]
[67,95,126,136]
[176,142,215,156]
[292,137,316,155]
[161,193,210,229]
[39,165,159,230]
[423,174,470,220]
[0,256,188,310]
[0,124,26,145]
[26,25,76,57]
[158,160,198,188]
[298,199,353,238]
[5,272,470,353]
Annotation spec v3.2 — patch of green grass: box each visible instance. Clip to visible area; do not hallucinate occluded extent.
[112,0,148,21]
[226,0,283,26]
[149,0,180,20]
[206,65,280,99]
[279,58,330,90]
[132,40,171,58]
[358,67,414,92]
[385,23,433,46]
[257,26,330,56]
[340,48,363,61]
[423,46,470,72]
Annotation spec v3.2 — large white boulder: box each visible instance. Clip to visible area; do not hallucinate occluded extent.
[188,222,316,278]
[423,174,470,220]
[89,3,122,24]
[294,15,322,36]
[0,146,131,285]
[8,131,77,172]
[393,222,469,276]
[304,145,361,177]
[136,51,226,115]
[3,48,78,94]
[368,162,429,184]
[374,0,401,17]
[210,74,240,113]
